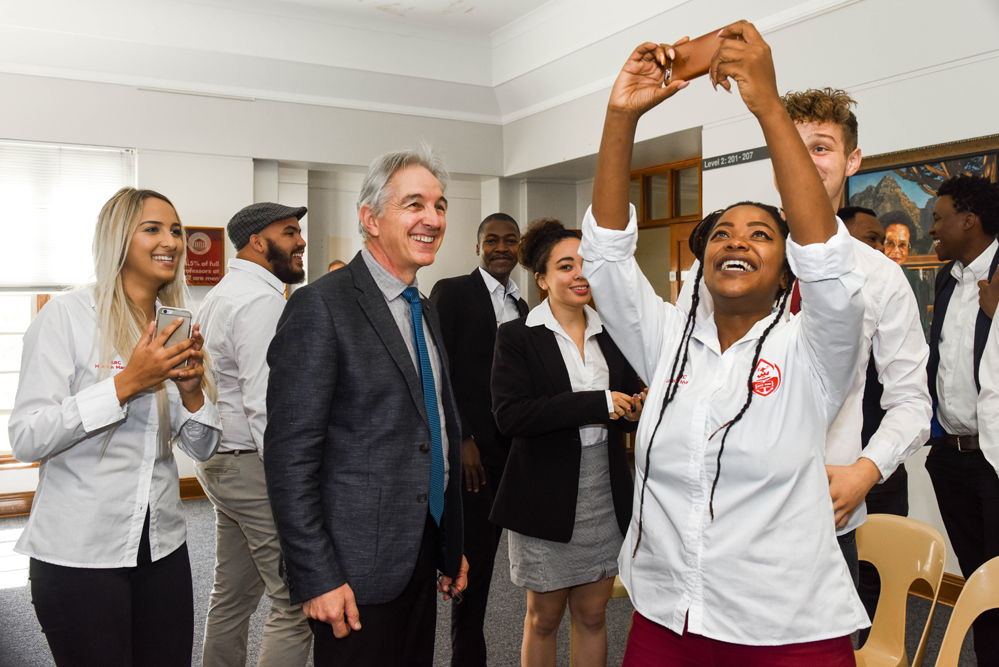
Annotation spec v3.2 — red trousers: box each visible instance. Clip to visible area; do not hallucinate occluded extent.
[622,611,856,667]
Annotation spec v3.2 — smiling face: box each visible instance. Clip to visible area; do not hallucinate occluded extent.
[536,237,589,310]
[794,121,862,207]
[120,196,183,291]
[846,212,886,252]
[362,165,446,284]
[929,194,973,262]
[256,216,306,284]
[884,223,911,264]
[477,219,520,282]
[702,205,789,308]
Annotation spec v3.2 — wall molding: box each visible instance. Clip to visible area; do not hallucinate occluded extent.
[0,477,207,518]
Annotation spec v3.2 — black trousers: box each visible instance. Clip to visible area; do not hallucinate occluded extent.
[926,443,999,667]
[311,512,439,667]
[857,464,909,646]
[29,512,195,667]
[450,461,504,667]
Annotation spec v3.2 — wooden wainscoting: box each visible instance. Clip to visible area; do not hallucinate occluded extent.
[0,477,207,518]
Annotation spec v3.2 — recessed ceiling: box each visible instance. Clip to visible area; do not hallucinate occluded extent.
[194,0,562,35]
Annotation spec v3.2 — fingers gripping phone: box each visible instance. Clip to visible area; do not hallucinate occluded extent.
[155,306,193,367]
[666,29,726,82]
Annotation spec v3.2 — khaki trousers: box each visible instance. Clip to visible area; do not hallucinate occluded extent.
[195,451,312,667]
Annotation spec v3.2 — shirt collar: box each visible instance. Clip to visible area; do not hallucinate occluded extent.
[953,238,999,282]
[362,246,416,301]
[227,258,287,295]
[525,298,603,339]
[478,267,521,302]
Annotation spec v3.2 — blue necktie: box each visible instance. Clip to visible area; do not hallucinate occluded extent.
[403,287,445,525]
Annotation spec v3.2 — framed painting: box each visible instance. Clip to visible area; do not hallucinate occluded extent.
[846,134,999,340]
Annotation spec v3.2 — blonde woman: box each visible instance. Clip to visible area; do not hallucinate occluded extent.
[9,187,221,667]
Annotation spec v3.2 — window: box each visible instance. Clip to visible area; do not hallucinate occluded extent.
[0,141,135,463]
[629,158,702,303]
[629,157,702,228]
[0,140,135,289]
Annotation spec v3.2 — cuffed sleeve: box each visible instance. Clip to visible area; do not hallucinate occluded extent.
[791,220,867,409]
[581,204,685,384]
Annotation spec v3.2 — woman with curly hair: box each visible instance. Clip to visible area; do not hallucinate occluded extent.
[489,217,644,667]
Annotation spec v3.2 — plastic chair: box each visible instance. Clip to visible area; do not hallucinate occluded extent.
[934,555,999,667]
[855,514,947,667]
[568,575,629,666]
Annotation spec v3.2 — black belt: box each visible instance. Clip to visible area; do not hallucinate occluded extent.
[943,433,980,451]
[216,450,248,456]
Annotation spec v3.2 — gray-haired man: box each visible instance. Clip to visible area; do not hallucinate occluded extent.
[265,148,468,667]
[194,202,311,667]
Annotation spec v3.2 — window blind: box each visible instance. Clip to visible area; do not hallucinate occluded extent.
[0,141,136,289]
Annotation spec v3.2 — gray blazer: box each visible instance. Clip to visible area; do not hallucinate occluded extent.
[264,252,464,606]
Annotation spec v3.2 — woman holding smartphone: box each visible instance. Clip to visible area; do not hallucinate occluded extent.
[580,22,868,666]
[489,218,643,667]
[9,187,221,667]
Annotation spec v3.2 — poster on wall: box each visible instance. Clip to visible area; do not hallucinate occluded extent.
[846,134,999,341]
[184,227,225,286]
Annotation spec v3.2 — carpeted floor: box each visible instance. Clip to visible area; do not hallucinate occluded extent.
[0,498,979,666]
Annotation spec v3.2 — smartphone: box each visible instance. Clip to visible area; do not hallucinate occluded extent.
[666,29,726,83]
[154,306,193,366]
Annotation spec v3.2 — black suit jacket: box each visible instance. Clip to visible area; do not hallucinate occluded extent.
[928,245,999,404]
[264,252,463,606]
[488,317,641,543]
[429,269,528,469]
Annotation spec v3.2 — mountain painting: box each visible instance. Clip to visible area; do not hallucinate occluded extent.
[847,154,997,255]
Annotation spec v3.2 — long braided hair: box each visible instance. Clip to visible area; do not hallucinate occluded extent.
[632,202,794,556]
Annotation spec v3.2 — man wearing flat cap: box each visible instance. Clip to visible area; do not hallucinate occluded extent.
[193,202,311,667]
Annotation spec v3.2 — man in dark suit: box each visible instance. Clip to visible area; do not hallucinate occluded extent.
[925,175,999,667]
[265,148,468,667]
[430,213,528,667]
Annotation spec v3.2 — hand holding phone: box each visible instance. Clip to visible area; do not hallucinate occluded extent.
[155,307,193,365]
[113,309,199,405]
[666,29,726,83]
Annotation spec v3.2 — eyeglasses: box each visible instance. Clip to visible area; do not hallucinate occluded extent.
[885,239,910,251]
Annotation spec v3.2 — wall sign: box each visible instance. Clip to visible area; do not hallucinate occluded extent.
[702,146,770,171]
[184,227,225,286]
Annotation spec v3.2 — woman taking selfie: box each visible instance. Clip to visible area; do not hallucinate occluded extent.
[10,187,221,667]
[489,218,643,667]
[580,22,869,666]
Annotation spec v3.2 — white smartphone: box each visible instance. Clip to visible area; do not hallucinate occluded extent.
[154,306,193,366]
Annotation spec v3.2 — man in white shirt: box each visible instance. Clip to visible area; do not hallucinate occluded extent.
[925,175,999,666]
[682,89,931,593]
[194,202,311,667]
[429,213,528,667]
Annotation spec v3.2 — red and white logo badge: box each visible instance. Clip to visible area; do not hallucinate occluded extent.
[751,359,781,396]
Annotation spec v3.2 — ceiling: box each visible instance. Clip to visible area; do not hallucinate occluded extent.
[0,0,862,126]
[217,0,561,35]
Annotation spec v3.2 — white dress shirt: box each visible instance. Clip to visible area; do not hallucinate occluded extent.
[978,311,999,473]
[937,239,999,435]
[195,259,286,458]
[9,288,221,568]
[580,205,869,645]
[478,267,522,325]
[680,238,932,535]
[526,299,615,446]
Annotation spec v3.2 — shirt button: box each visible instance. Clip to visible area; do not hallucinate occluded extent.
[419,443,430,453]
[417,493,428,503]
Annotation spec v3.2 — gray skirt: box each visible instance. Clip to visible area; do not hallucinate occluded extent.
[508,441,623,592]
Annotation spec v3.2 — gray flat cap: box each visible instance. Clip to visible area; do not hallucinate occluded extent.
[228,202,307,250]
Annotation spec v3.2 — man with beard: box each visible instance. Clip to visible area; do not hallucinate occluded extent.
[193,202,311,667]
[430,213,528,667]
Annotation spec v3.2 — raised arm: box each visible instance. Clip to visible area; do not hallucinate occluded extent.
[710,20,835,245]
[592,41,690,230]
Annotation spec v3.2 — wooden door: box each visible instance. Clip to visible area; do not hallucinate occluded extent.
[669,220,699,303]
